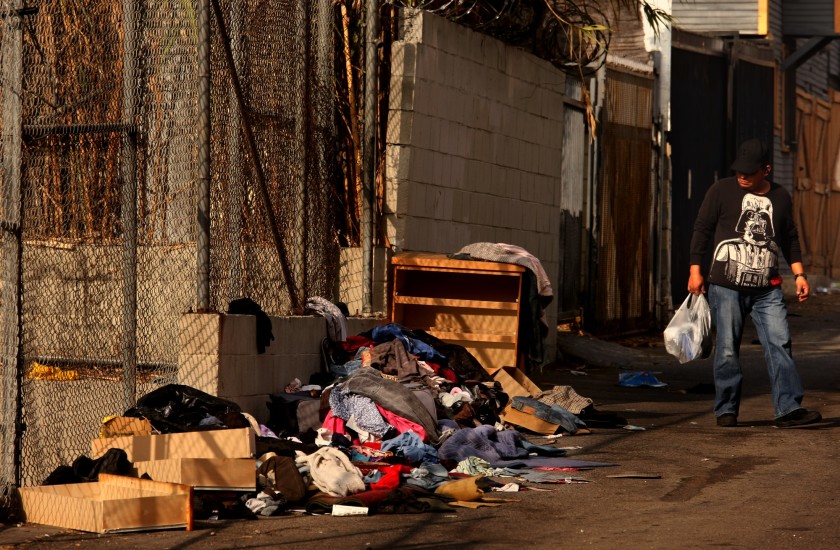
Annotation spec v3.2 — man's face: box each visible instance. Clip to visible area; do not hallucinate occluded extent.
[736,166,768,191]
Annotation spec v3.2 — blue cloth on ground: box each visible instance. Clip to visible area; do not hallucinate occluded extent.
[618,371,667,388]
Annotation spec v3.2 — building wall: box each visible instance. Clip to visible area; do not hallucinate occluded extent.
[385,9,568,359]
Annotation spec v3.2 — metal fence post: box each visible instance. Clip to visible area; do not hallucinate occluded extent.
[121,0,139,410]
[362,0,379,315]
[197,0,212,311]
[1,0,25,490]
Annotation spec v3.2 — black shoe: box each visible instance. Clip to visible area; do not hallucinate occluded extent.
[716,413,738,427]
[774,408,822,427]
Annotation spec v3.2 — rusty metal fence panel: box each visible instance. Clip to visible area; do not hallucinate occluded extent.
[592,68,655,336]
[0,0,340,501]
[0,0,24,516]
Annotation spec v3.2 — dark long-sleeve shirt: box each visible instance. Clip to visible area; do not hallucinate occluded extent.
[689,176,802,292]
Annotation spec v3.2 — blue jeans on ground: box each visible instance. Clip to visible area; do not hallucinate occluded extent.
[708,284,804,419]
[510,396,586,434]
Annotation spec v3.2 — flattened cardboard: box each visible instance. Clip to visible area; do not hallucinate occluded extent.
[501,405,559,435]
[484,366,541,399]
[133,458,256,490]
[19,474,192,534]
[91,427,255,462]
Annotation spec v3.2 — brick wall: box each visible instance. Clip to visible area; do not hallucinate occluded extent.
[385,9,567,358]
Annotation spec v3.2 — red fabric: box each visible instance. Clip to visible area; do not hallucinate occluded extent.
[342,335,375,355]
[424,361,458,383]
[371,464,404,490]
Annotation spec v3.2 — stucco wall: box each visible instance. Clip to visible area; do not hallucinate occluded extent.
[385,9,568,360]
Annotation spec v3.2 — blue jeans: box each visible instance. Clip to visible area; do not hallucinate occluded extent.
[510,396,586,434]
[708,284,804,419]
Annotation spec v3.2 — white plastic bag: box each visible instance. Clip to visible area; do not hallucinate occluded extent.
[663,294,712,364]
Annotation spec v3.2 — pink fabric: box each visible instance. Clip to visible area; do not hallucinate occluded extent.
[322,411,347,435]
[376,404,428,442]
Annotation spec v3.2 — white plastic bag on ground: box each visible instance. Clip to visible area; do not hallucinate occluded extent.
[663,294,712,363]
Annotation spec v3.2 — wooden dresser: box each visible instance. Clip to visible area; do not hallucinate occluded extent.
[390,252,525,370]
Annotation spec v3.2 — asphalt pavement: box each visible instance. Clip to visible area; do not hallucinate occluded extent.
[2,290,839,549]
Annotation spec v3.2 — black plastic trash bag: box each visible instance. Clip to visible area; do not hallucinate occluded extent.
[124,383,250,433]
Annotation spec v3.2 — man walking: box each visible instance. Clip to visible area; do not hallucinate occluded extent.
[688,138,821,428]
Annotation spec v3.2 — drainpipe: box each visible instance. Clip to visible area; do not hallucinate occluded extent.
[653,8,672,324]
[361,0,379,315]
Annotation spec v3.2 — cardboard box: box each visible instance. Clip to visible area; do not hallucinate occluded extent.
[100,416,153,438]
[501,405,559,436]
[91,427,255,463]
[19,474,192,534]
[133,458,256,491]
[485,366,541,399]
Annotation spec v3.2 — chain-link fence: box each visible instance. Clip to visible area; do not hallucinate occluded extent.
[0,0,344,505]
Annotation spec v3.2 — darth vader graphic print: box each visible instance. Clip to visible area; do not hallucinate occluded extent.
[712,194,779,288]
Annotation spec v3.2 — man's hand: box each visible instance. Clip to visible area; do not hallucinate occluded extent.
[791,263,809,302]
[796,277,810,302]
[688,265,705,296]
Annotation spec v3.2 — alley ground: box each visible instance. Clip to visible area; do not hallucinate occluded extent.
[1,292,839,549]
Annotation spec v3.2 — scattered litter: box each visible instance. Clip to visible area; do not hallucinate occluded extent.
[618,371,667,388]
[814,286,840,294]
[27,362,80,381]
[543,477,590,484]
[332,505,368,517]
[491,483,520,492]
[623,424,646,431]
[570,370,588,376]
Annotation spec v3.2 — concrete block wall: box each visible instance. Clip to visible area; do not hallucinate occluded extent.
[385,9,567,357]
[178,313,380,424]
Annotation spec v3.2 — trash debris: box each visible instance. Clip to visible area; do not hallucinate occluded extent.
[331,504,369,516]
[27,361,80,381]
[622,425,646,431]
[491,483,520,492]
[618,371,667,388]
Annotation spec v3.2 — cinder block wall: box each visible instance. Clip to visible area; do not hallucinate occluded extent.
[385,9,566,358]
[178,313,380,424]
